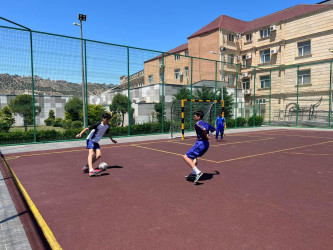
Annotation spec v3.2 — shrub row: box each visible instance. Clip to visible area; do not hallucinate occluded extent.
[0,122,171,145]
[226,115,264,128]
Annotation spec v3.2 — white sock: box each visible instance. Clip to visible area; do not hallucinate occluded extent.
[193,167,200,175]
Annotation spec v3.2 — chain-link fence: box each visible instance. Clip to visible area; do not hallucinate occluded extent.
[0,22,332,145]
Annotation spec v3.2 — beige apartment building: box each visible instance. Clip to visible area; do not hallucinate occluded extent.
[128,3,333,122]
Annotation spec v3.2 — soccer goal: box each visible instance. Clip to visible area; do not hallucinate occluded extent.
[170,99,224,140]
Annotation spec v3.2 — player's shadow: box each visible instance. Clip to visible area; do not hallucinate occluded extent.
[186,171,220,185]
[93,165,124,177]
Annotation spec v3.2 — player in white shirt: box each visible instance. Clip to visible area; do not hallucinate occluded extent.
[76,113,117,176]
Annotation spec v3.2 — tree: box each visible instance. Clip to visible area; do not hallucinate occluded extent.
[220,87,234,119]
[109,93,131,127]
[44,109,55,126]
[0,106,15,132]
[64,97,82,121]
[193,85,215,101]
[173,86,191,101]
[154,102,165,123]
[87,104,106,125]
[9,95,41,132]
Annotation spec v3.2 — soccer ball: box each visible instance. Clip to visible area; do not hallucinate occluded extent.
[99,162,108,171]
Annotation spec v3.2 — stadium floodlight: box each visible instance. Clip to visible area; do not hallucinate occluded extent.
[73,14,87,127]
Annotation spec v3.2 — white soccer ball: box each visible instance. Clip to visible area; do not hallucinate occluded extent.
[99,162,108,171]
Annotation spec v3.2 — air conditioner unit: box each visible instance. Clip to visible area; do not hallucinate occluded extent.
[179,72,183,76]
[246,54,252,59]
[242,72,249,77]
[238,75,243,79]
[237,56,242,60]
[159,64,163,68]
[270,25,277,31]
[271,49,278,54]
[236,33,242,39]
[245,89,251,95]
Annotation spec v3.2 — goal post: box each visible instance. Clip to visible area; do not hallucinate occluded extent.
[170,99,224,140]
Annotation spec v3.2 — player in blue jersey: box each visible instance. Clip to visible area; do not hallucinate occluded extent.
[76,113,117,176]
[183,110,215,183]
[215,112,226,141]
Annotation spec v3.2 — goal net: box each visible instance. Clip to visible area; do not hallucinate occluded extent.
[170,99,224,139]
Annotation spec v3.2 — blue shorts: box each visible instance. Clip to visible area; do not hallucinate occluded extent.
[86,140,100,150]
[186,140,209,159]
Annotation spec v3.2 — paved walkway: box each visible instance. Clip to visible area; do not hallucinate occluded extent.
[1,126,330,249]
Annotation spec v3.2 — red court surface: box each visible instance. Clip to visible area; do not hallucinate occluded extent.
[2,129,333,249]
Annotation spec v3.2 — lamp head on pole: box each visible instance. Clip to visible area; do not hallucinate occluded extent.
[78,14,86,21]
[73,22,80,26]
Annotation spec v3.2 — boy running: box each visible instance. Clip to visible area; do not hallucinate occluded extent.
[76,112,117,177]
[183,110,215,183]
[215,112,226,141]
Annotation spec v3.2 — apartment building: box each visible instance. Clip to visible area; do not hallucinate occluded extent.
[138,3,333,122]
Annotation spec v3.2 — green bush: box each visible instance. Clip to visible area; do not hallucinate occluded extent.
[236,117,247,127]
[247,115,264,126]
[71,121,83,129]
[226,119,235,128]
[53,118,63,127]
[61,119,72,129]
[44,118,54,126]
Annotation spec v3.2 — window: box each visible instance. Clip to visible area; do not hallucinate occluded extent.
[260,49,270,63]
[185,66,189,79]
[298,69,311,84]
[242,55,247,66]
[174,69,181,79]
[228,74,235,86]
[148,75,153,84]
[184,50,189,57]
[256,98,266,104]
[228,34,234,42]
[174,54,180,61]
[260,75,270,88]
[242,79,250,89]
[227,54,234,64]
[260,28,270,38]
[298,41,311,56]
[246,33,252,42]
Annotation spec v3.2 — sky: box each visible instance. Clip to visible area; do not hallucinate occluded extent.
[1,0,321,53]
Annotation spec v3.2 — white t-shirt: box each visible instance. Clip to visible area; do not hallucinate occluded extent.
[86,122,110,143]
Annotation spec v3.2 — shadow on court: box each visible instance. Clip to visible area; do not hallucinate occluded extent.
[186,170,220,184]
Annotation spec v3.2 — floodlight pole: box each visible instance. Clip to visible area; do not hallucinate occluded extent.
[74,14,87,127]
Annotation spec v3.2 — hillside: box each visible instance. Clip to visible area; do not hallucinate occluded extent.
[0,74,115,96]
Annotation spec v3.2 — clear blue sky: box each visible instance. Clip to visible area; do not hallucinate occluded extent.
[1,0,320,53]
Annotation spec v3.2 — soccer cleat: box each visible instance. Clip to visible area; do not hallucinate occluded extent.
[89,169,102,177]
[82,166,89,174]
[194,171,203,183]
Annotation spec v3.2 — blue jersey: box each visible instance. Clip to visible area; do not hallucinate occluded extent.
[215,116,225,129]
[195,120,215,141]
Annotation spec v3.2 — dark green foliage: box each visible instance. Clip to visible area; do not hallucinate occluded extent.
[9,95,41,132]
[154,102,165,123]
[44,118,53,126]
[226,119,235,128]
[0,106,15,132]
[65,97,82,121]
[53,118,62,127]
[236,117,247,127]
[71,121,83,129]
[247,115,264,126]
[87,104,106,125]
[61,119,72,129]
[109,94,132,127]
[173,86,191,101]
